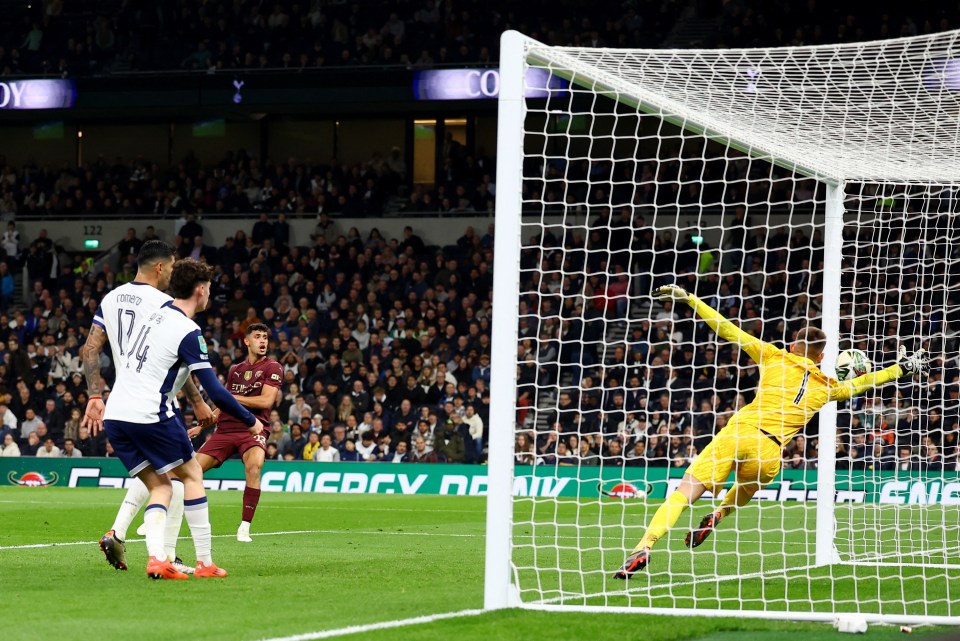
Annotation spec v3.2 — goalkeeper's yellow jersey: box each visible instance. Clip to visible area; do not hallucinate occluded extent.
[686,296,902,445]
[735,343,843,442]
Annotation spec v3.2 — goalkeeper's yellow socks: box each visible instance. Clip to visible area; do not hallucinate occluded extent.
[717,482,757,520]
[636,491,690,551]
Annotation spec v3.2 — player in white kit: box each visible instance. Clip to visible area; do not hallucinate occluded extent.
[80,241,215,573]
[103,258,263,579]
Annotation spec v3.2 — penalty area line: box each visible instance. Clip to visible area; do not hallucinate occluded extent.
[254,608,485,641]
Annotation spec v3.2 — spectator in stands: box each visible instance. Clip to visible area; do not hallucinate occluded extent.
[865,439,894,471]
[266,442,281,461]
[302,430,321,460]
[313,434,340,462]
[356,430,377,462]
[268,420,291,454]
[435,419,465,463]
[62,407,82,443]
[924,442,943,472]
[61,438,82,458]
[21,432,40,456]
[463,404,483,460]
[39,398,64,443]
[391,440,410,463]
[75,426,98,457]
[895,446,916,472]
[288,395,311,426]
[514,433,535,466]
[285,424,307,459]
[0,403,15,437]
[340,438,361,462]
[1,432,20,456]
[18,408,43,442]
[408,436,437,463]
[577,438,599,466]
[36,436,60,458]
[117,228,143,261]
[0,262,13,311]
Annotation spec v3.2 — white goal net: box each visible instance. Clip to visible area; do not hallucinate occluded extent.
[485,29,960,624]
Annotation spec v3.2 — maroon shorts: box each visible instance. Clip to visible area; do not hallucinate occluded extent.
[197,428,267,467]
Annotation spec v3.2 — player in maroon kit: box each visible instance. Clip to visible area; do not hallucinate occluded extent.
[194,323,282,542]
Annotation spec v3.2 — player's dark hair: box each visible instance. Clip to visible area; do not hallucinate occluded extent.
[796,324,827,358]
[136,240,175,267]
[169,258,215,300]
[246,322,269,335]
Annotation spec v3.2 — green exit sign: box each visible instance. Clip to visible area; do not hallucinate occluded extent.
[84,239,100,250]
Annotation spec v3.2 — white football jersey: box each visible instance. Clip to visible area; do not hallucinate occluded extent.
[93,281,172,364]
[103,301,213,424]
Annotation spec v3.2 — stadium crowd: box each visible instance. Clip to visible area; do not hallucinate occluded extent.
[0,133,495,220]
[0,177,956,474]
[0,1,951,77]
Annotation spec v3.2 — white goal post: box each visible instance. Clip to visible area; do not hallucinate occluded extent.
[486,28,960,623]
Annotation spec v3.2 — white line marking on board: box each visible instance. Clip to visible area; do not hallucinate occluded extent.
[254,609,485,641]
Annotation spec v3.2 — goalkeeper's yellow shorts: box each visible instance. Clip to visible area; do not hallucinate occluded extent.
[687,420,782,493]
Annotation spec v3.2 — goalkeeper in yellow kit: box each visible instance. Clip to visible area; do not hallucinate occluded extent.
[614,284,930,579]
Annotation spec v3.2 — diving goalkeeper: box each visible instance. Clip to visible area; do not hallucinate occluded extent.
[614,284,929,579]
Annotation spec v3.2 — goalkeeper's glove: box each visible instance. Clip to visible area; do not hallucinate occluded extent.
[897,345,930,379]
[652,284,690,304]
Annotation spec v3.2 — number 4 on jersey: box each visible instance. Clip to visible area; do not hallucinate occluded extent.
[128,326,152,373]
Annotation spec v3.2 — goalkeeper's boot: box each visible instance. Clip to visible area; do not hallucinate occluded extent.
[613,548,650,579]
[685,512,719,549]
[99,529,128,571]
[146,556,189,580]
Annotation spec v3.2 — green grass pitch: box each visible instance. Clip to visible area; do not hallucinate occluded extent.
[514,497,960,616]
[0,487,951,641]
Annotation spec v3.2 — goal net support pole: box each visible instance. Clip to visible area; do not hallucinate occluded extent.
[484,28,528,611]
[814,182,844,568]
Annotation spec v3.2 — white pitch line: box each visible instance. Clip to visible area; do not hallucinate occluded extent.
[0,530,815,551]
[0,499,485,514]
[254,609,485,641]
[0,528,480,551]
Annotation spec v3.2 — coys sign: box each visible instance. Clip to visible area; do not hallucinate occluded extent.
[0,80,76,110]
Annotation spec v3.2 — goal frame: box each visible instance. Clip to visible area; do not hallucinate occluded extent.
[484,29,960,624]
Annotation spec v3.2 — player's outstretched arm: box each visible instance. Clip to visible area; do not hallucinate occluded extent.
[182,376,216,427]
[177,330,262,435]
[653,284,770,362]
[193,367,262,435]
[830,346,929,402]
[79,324,108,434]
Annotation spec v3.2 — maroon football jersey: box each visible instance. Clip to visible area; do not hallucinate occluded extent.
[218,357,283,432]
